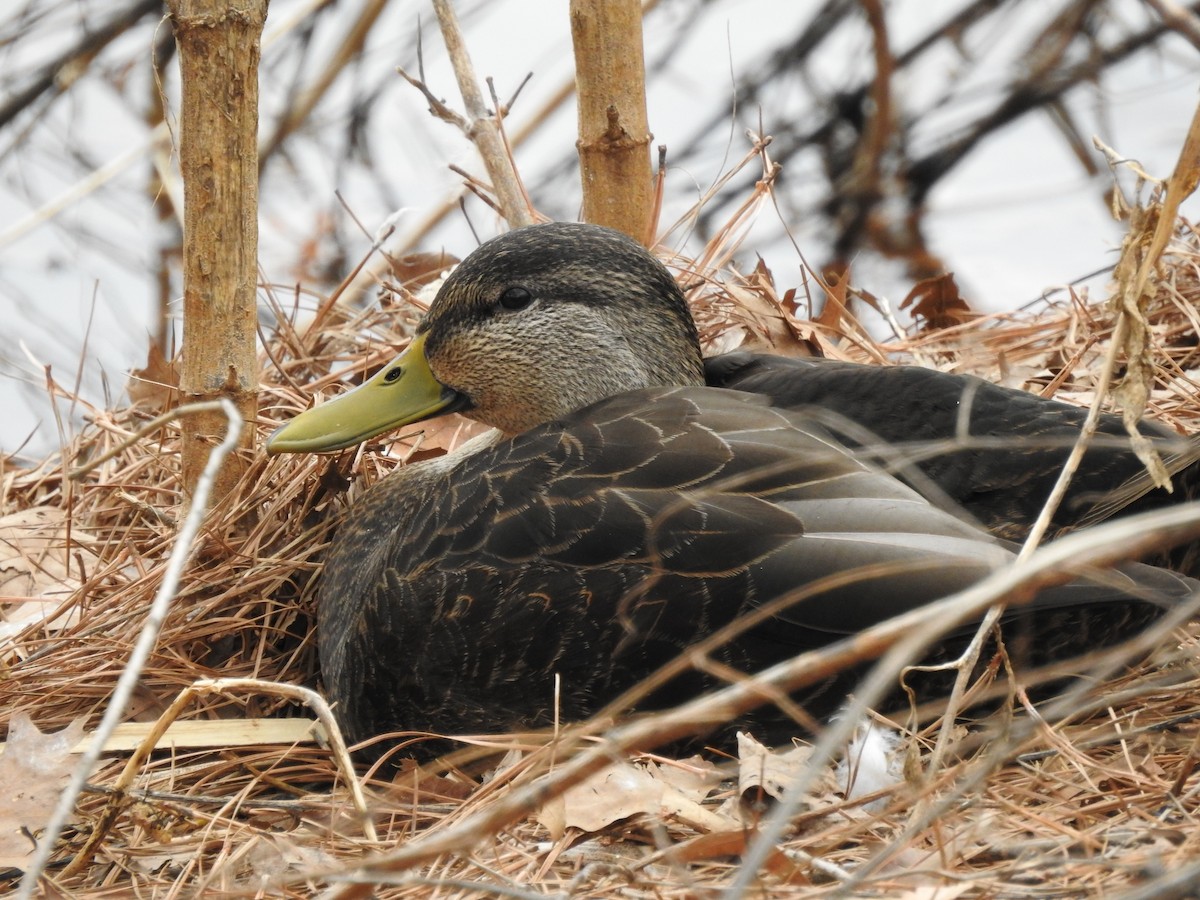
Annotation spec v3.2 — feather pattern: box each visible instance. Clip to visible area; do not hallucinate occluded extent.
[706,353,1200,566]
[318,387,1191,746]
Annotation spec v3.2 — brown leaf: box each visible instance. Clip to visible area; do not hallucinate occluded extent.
[724,259,816,355]
[899,273,974,332]
[127,341,180,410]
[391,415,494,462]
[127,801,203,843]
[653,754,723,796]
[0,507,97,648]
[536,758,733,840]
[667,830,811,884]
[737,731,814,807]
[390,758,475,802]
[537,761,662,838]
[0,713,86,870]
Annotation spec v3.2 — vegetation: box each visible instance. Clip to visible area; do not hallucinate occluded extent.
[1,1,1199,895]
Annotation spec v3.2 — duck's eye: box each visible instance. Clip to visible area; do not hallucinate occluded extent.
[497,286,534,311]
[383,366,403,383]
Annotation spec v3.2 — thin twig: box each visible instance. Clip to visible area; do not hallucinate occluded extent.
[723,500,1200,897]
[64,676,375,876]
[17,399,243,899]
[428,0,532,228]
[68,399,235,480]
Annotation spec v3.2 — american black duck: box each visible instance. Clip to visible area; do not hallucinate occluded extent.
[268,222,1198,752]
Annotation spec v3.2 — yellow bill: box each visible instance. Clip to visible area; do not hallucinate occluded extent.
[266,333,463,454]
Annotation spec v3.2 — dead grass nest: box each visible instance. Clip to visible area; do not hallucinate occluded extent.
[2,219,1200,898]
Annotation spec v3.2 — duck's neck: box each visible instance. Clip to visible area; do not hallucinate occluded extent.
[591,296,707,390]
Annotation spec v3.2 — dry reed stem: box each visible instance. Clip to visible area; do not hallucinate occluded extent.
[17,398,243,898]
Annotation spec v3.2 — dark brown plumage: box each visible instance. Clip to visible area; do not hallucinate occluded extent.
[268,222,1198,755]
[705,353,1200,573]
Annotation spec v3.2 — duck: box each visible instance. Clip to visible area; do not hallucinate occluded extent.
[267,222,1198,753]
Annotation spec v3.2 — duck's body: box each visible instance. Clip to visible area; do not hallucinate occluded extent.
[268,223,1198,753]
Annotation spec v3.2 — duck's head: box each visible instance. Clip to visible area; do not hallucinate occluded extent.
[267,222,706,452]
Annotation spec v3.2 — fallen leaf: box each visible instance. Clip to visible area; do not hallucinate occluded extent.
[396,415,494,461]
[537,761,661,839]
[0,713,86,870]
[536,758,733,840]
[390,757,475,801]
[0,507,98,649]
[653,754,723,796]
[892,883,973,900]
[816,266,853,331]
[127,801,203,843]
[127,341,180,410]
[667,830,811,884]
[725,259,816,355]
[247,833,337,879]
[736,731,815,808]
[387,250,458,292]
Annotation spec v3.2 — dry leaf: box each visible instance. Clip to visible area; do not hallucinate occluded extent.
[387,250,458,291]
[128,845,199,875]
[666,830,812,884]
[653,754,723,796]
[127,801,203,842]
[816,266,852,331]
[0,712,86,870]
[247,834,337,879]
[397,415,494,462]
[390,757,475,801]
[725,260,814,355]
[537,762,661,839]
[0,507,98,647]
[899,272,973,332]
[892,884,973,900]
[126,341,180,410]
[736,731,815,807]
[536,758,731,840]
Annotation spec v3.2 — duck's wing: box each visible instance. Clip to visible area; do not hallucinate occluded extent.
[705,352,1200,547]
[318,386,1194,748]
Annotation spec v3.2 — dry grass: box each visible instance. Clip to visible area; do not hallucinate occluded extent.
[3,208,1200,896]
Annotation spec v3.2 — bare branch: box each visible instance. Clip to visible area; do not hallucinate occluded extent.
[0,0,160,131]
[428,0,533,228]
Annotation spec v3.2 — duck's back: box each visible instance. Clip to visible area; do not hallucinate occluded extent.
[706,352,1200,571]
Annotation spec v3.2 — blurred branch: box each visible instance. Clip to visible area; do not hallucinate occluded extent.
[0,127,171,250]
[0,0,161,131]
[258,0,389,169]
[905,3,1197,203]
[672,0,1200,301]
[1145,0,1200,48]
[17,397,243,898]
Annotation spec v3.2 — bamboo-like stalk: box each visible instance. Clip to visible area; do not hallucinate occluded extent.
[570,0,655,243]
[168,0,266,500]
